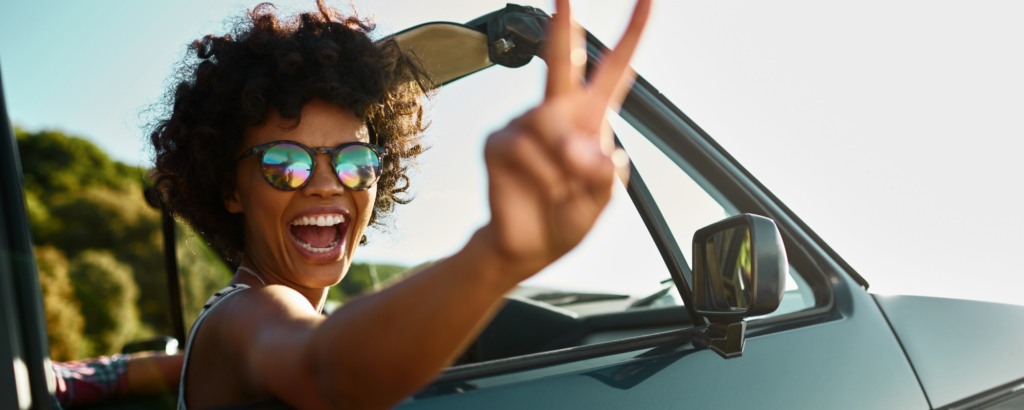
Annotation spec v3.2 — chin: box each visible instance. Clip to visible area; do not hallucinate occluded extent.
[296,256,356,289]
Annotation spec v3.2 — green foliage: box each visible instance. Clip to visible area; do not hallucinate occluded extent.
[176,230,233,331]
[16,129,140,200]
[23,190,50,232]
[18,128,230,359]
[35,246,85,361]
[39,185,172,332]
[327,261,432,303]
[328,263,404,302]
[69,250,142,356]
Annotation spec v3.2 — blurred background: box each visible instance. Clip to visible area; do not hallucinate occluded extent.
[2,0,1022,360]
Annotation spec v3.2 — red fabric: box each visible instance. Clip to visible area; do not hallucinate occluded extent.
[51,354,130,409]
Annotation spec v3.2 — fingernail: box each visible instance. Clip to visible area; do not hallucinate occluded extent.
[571,48,588,67]
[611,149,630,168]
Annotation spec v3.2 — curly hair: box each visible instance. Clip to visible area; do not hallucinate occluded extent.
[148,1,432,262]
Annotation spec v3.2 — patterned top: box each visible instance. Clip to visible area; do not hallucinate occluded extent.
[177,284,251,410]
[51,353,131,409]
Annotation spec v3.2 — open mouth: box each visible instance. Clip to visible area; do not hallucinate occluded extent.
[289,214,346,254]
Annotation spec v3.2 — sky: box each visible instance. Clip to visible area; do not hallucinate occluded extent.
[2,0,1022,305]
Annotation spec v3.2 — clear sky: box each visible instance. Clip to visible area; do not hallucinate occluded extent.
[2,0,1022,305]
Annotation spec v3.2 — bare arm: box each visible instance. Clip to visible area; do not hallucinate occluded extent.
[126,353,184,395]
[225,236,520,409]
[222,1,653,408]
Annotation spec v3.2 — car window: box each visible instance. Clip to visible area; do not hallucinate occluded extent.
[608,113,816,317]
[351,59,672,317]
[175,224,235,330]
[347,59,687,362]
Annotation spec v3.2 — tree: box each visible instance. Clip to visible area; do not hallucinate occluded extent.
[176,228,233,331]
[17,127,232,358]
[69,250,142,356]
[15,128,139,200]
[43,185,169,333]
[35,246,85,361]
[327,262,427,304]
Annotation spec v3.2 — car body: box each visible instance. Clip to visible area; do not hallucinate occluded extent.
[2,4,1024,410]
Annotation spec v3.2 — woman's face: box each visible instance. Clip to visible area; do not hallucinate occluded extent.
[226,100,375,288]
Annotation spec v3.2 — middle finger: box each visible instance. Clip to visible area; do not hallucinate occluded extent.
[588,0,652,108]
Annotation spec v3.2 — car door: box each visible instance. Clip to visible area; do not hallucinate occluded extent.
[385,19,931,410]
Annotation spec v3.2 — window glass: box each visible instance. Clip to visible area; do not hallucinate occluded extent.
[607,114,733,265]
[609,113,815,317]
[351,60,671,317]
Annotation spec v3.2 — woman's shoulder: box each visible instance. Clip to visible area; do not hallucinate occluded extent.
[204,284,321,341]
[186,284,320,378]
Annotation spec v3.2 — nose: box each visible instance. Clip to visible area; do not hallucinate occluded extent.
[301,153,346,198]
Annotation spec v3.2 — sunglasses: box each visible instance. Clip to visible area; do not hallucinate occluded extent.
[237,140,388,191]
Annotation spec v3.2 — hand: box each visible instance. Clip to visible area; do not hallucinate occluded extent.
[478,0,652,281]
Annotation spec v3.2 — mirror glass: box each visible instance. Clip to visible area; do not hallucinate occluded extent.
[704,227,753,311]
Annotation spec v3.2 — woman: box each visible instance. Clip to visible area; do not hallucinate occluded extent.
[149,0,651,408]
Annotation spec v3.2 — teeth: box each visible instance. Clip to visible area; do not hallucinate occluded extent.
[294,236,341,253]
[290,214,346,226]
[290,214,344,253]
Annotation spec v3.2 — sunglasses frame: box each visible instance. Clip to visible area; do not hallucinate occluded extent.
[237,140,388,191]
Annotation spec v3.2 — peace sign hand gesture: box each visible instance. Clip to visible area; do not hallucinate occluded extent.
[479,0,652,283]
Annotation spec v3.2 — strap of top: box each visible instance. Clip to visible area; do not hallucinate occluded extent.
[177,284,251,410]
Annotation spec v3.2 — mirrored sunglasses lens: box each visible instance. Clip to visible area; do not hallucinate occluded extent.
[262,143,312,189]
[334,145,381,190]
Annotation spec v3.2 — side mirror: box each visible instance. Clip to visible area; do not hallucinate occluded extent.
[691,214,787,359]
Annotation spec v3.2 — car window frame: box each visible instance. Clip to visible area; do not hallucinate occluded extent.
[610,86,835,324]
[615,64,839,330]
[1,68,60,410]
[425,31,844,385]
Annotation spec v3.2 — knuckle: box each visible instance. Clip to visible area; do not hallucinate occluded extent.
[508,135,533,157]
[485,129,515,156]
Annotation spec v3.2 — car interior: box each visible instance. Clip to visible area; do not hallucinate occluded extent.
[457,299,693,364]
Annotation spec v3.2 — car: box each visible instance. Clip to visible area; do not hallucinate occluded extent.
[2,4,1024,410]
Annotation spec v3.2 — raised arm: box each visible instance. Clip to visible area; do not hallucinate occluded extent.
[226,1,652,408]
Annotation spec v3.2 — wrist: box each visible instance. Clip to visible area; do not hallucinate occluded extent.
[457,226,540,291]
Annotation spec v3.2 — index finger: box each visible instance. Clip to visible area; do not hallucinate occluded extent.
[544,0,585,99]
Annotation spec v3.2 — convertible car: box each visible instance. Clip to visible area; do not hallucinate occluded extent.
[2,4,1024,410]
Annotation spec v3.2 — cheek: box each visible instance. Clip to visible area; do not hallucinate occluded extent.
[347,188,375,249]
[355,187,377,226]
[241,177,292,237]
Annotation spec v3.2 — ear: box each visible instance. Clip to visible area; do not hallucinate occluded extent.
[224,185,244,214]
